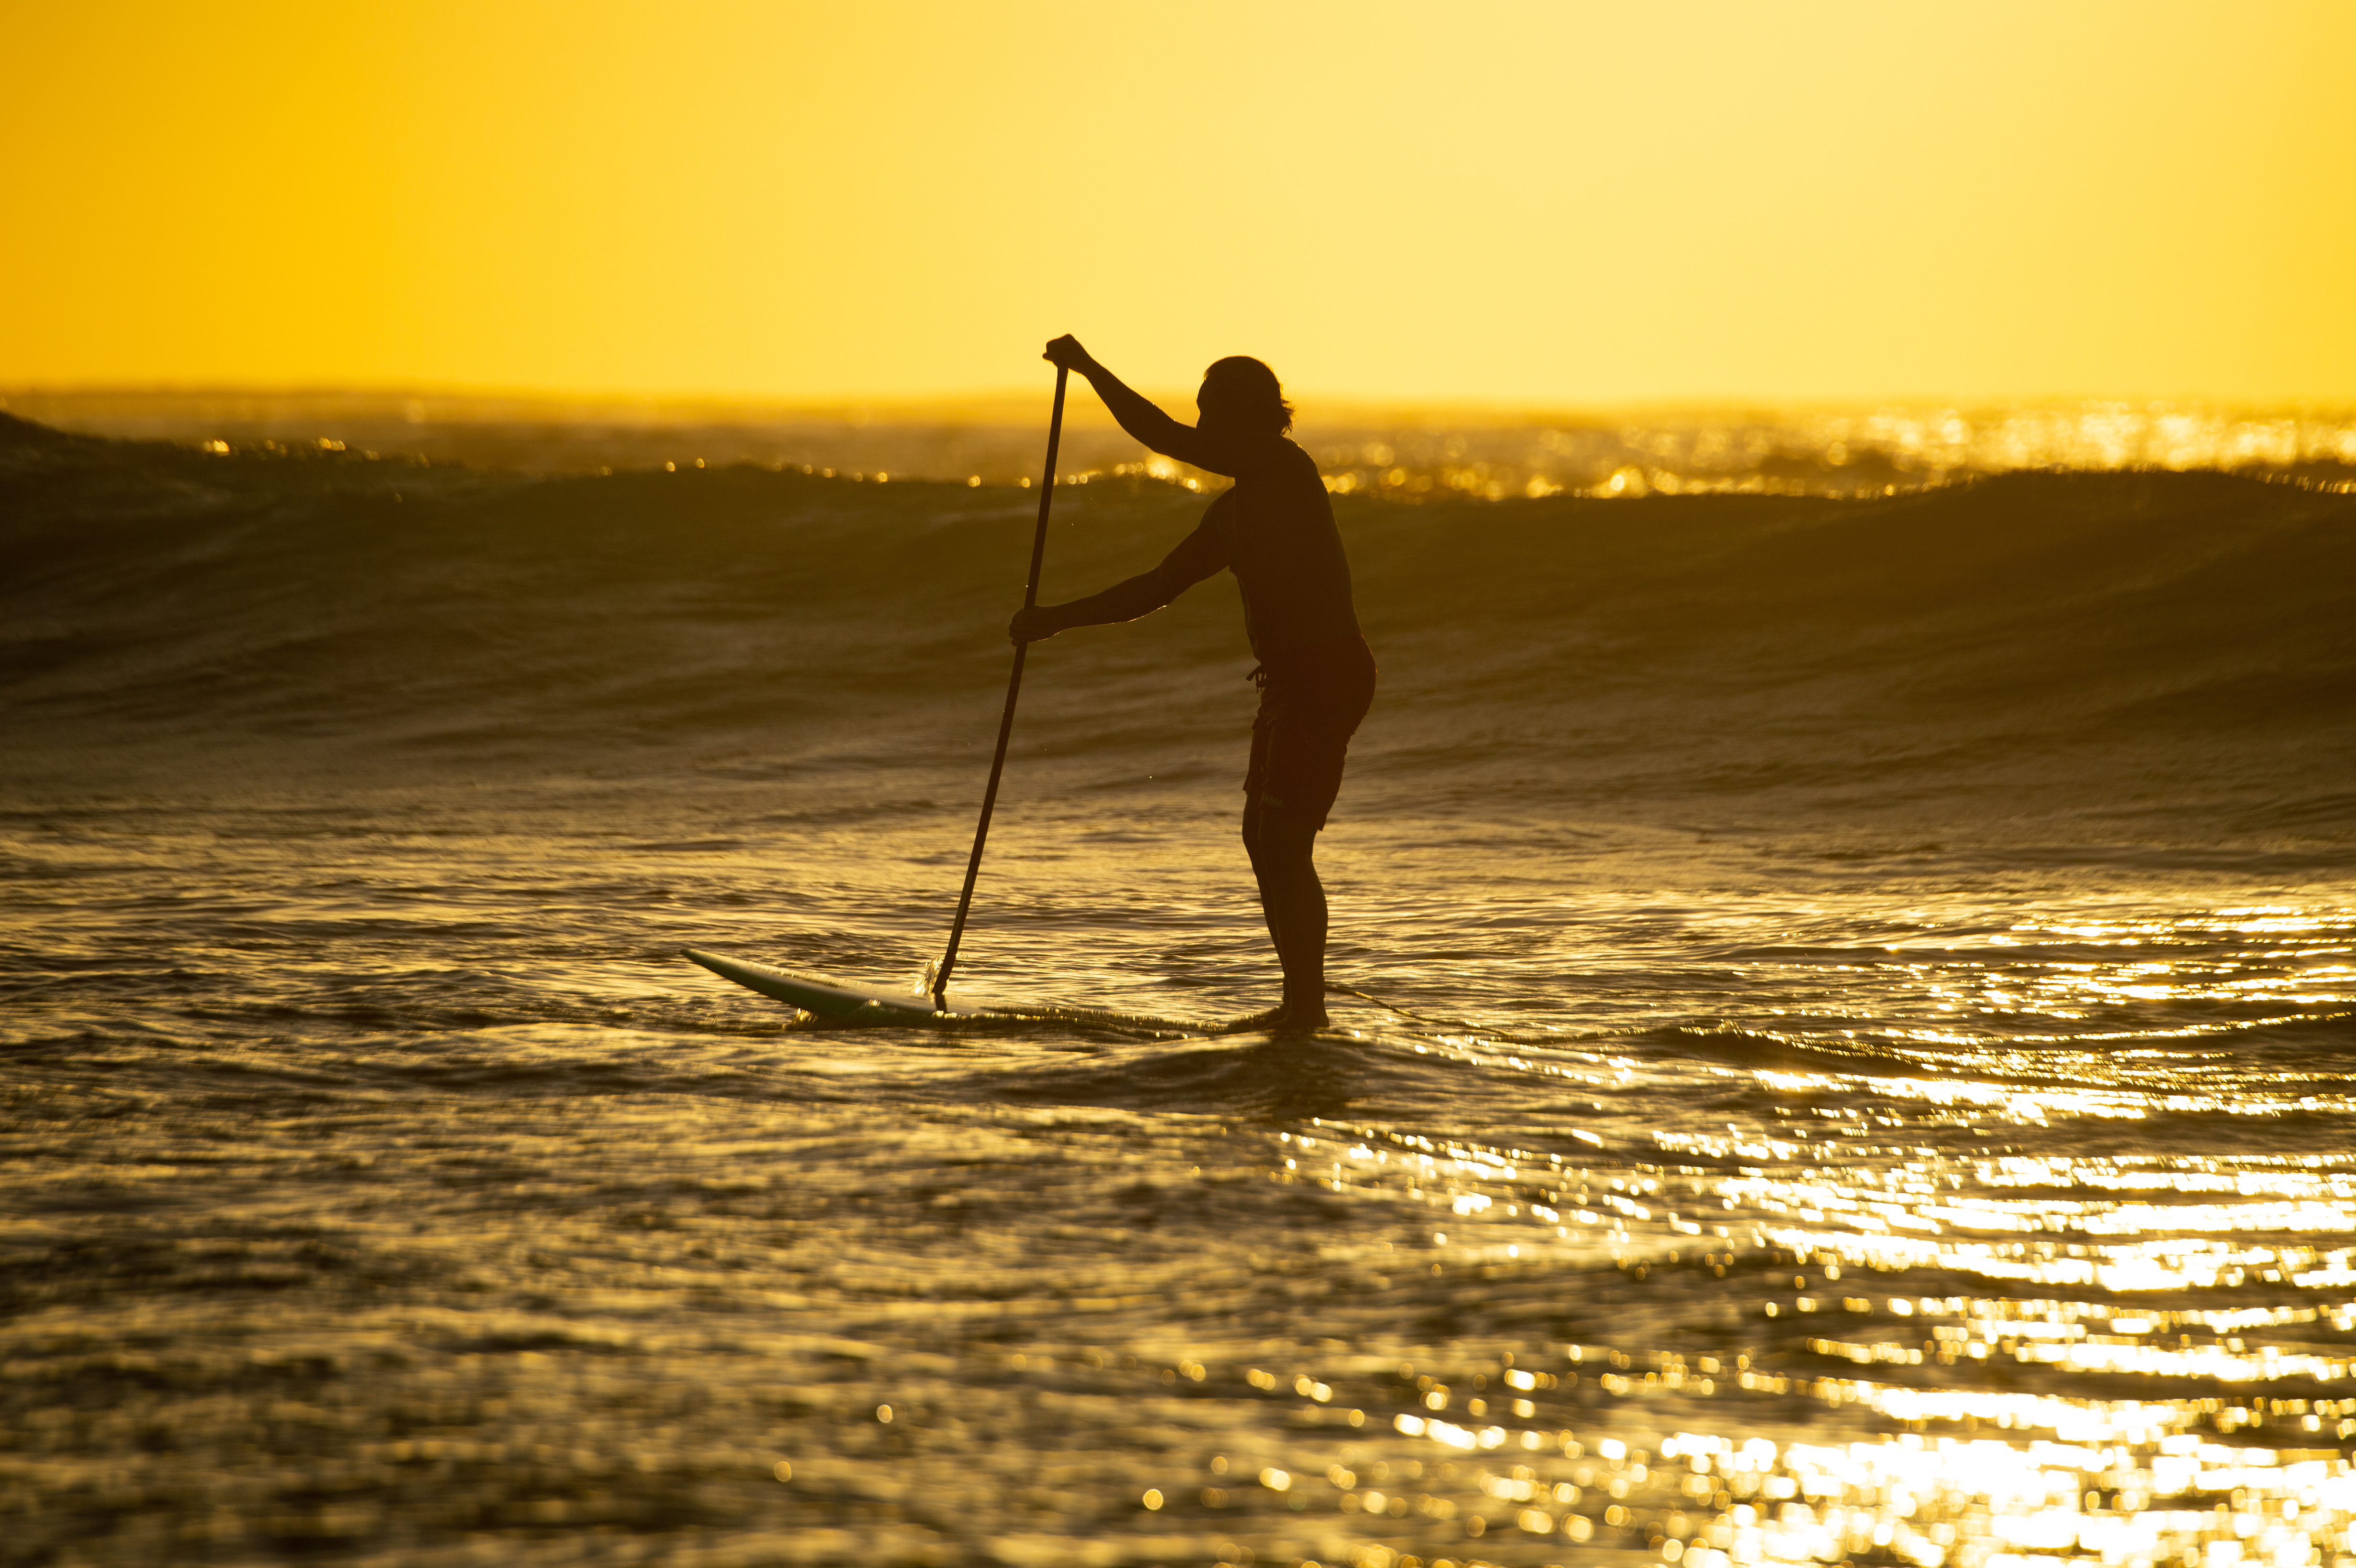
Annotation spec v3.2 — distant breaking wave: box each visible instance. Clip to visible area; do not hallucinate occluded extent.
[4,411,2352,853]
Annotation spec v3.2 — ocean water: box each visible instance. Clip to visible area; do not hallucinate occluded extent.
[4,411,2356,1568]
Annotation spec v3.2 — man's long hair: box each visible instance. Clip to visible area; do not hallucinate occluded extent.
[1204,356,1295,435]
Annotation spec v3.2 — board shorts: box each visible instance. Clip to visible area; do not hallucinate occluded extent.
[1243,634,1377,831]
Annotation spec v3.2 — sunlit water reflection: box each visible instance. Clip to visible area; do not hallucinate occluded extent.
[4,790,2355,1567]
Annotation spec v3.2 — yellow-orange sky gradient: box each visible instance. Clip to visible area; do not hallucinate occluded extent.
[7,0,2352,406]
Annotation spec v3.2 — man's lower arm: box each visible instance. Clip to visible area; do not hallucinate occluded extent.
[1081,365,1196,459]
[1047,572,1169,630]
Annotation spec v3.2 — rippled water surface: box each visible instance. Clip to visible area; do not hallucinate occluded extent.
[8,779,2356,1568]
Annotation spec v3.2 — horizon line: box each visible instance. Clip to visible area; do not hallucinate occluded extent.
[8,381,2356,424]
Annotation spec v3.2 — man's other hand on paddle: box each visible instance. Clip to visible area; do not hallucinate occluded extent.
[1008,605,1063,645]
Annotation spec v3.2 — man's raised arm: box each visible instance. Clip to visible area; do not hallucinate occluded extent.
[1043,335,1238,477]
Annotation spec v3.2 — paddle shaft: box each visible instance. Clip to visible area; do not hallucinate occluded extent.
[934,364,1068,1007]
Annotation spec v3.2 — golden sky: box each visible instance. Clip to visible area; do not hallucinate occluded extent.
[7,1,2351,404]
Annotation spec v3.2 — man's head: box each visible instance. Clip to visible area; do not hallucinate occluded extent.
[1197,356,1294,437]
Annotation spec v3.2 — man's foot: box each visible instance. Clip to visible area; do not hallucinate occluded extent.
[1218,1002,1330,1035]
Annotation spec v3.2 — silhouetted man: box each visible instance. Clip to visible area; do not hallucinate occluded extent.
[1011,336,1375,1031]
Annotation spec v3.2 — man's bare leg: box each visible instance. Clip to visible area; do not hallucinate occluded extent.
[1236,795,1329,1030]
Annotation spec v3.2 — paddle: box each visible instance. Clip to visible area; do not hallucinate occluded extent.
[932,364,1069,1009]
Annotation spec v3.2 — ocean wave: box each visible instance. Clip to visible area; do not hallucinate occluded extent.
[6,415,2352,842]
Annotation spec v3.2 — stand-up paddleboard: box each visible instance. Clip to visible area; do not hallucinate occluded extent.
[684,949,967,1023]
[683,947,1213,1035]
